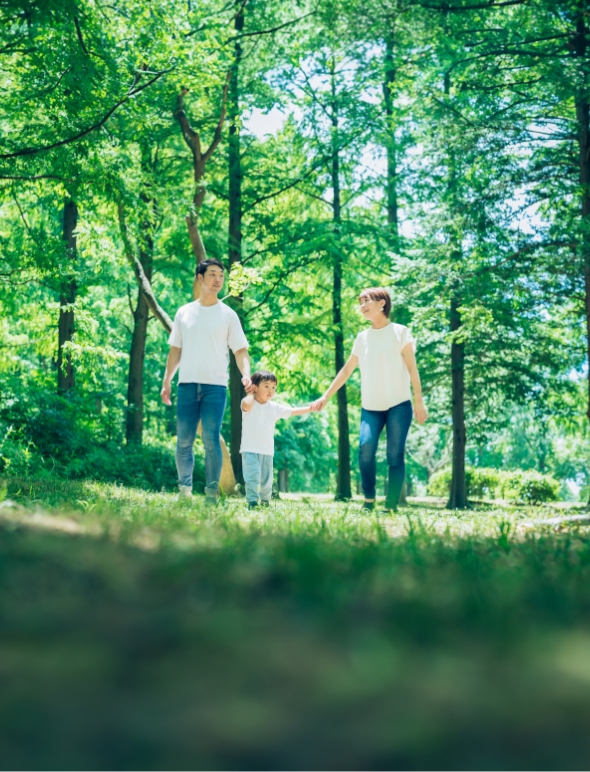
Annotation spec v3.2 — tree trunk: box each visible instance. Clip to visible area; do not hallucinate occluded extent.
[331,60,352,501]
[383,34,399,243]
[57,199,77,394]
[447,293,468,509]
[228,1,245,489]
[384,35,407,506]
[574,9,590,426]
[278,468,288,493]
[126,199,153,444]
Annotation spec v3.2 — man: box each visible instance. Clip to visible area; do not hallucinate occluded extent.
[161,259,252,502]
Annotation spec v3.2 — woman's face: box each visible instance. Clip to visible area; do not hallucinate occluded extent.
[359,295,385,322]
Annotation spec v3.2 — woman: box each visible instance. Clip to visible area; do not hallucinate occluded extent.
[311,288,427,513]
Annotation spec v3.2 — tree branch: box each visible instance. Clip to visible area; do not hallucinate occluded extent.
[0,68,172,160]
[118,204,173,333]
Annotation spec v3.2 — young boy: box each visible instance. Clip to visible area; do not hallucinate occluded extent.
[240,370,312,508]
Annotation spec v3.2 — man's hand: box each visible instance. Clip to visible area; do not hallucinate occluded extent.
[161,382,172,406]
[242,375,254,393]
[310,396,328,412]
[414,400,428,424]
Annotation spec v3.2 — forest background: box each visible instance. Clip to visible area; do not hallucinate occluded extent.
[2,0,590,508]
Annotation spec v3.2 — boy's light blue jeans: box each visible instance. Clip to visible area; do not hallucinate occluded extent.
[176,383,226,496]
[242,452,273,505]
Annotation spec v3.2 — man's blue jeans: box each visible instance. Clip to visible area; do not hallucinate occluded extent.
[176,383,226,495]
[359,400,413,508]
[242,452,273,505]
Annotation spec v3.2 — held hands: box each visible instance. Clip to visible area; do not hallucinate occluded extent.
[414,400,428,424]
[310,396,328,412]
[242,375,255,393]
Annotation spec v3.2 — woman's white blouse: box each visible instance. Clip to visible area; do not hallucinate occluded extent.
[351,323,415,411]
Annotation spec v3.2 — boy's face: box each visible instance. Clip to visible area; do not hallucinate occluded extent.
[254,379,277,403]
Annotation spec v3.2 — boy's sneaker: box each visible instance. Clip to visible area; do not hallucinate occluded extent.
[177,485,192,501]
[205,495,219,508]
[247,501,259,510]
[260,501,270,508]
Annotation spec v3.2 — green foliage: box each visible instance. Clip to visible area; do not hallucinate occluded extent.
[428,466,560,504]
[0,390,202,491]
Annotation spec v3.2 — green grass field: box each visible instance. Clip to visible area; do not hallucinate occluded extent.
[2,477,590,770]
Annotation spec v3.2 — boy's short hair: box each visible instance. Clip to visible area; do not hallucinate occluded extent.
[359,287,391,318]
[195,258,225,278]
[251,370,277,386]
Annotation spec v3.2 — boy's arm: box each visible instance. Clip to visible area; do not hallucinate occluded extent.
[241,394,255,413]
[290,405,312,417]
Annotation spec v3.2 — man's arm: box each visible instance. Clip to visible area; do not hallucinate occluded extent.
[241,394,255,413]
[161,346,182,406]
[402,343,428,424]
[234,347,253,392]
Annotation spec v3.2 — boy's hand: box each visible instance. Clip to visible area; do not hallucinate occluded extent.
[310,397,328,412]
[161,382,172,406]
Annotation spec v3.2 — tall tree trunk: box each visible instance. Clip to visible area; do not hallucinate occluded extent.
[126,197,153,444]
[383,34,399,244]
[331,60,352,501]
[574,8,590,427]
[384,32,407,506]
[447,292,467,509]
[57,199,77,394]
[228,1,245,489]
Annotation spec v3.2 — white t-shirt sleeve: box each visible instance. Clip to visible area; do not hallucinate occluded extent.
[168,310,183,348]
[271,402,293,421]
[351,333,362,358]
[227,310,248,353]
[400,326,416,352]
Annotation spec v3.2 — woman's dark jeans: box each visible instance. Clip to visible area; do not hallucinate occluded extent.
[359,400,413,509]
[176,383,227,495]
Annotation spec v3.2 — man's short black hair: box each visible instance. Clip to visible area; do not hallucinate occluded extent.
[196,258,225,278]
[251,370,277,386]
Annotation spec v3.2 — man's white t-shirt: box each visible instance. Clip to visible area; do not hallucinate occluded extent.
[168,300,248,387]
[240,400,293,456]
[352,323,415,411]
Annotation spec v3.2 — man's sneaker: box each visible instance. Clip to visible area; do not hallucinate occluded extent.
[177,485,192,501]
[362,500,375,511]
[205,495,219,508]
[260,501,270,508]
[247,502,259,509]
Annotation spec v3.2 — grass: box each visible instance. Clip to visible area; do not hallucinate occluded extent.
[2,477,590,770]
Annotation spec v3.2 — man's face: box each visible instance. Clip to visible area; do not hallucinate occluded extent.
[254,380,277,403]
[198,265,224,294]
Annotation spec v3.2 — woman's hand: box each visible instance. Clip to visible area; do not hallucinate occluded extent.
[310,396,328,412]
[414,400,428,424]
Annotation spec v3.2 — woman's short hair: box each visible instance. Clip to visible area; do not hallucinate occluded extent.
[251,370,277,386]
[359,287,391,318]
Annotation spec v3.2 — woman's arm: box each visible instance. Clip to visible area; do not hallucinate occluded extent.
[310,354,358,411]
[402,344,428,424]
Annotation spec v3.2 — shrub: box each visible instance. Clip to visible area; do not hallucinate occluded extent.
[498,470,560,505]
[0,390,204,492]
[427,466,560,504]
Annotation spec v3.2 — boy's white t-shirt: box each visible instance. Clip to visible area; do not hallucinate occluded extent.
[240,399,293,456]
[168,300,248,387]
[352,323,415,411]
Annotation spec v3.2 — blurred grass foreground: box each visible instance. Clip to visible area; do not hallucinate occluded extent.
[2,478,590,770]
